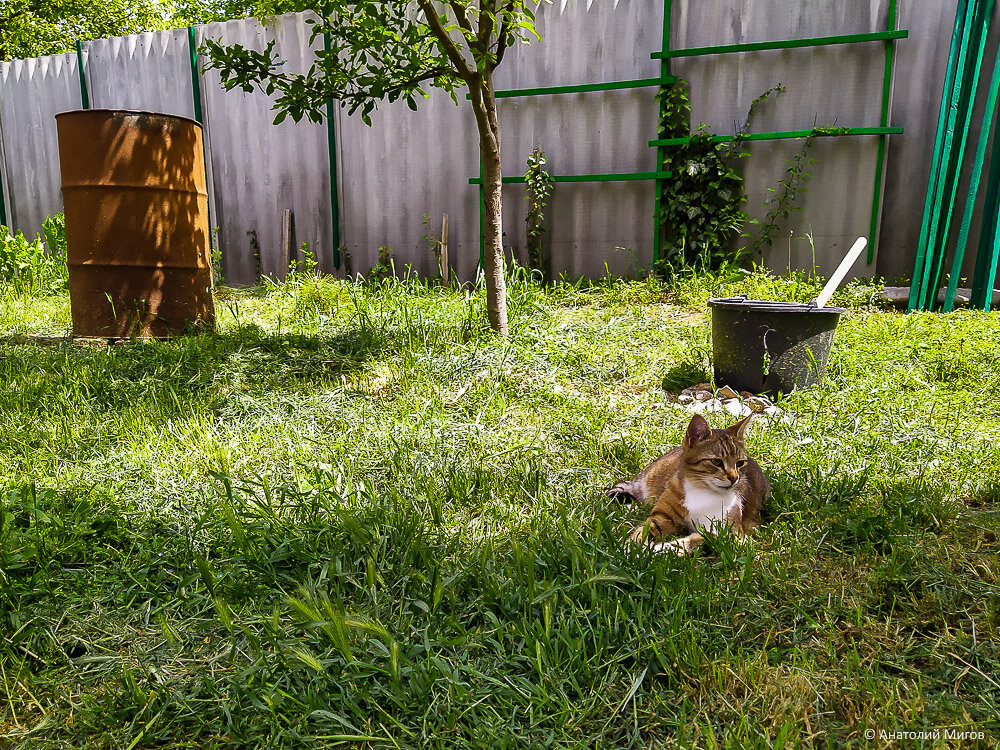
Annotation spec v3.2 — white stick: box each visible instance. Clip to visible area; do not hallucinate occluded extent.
[815,237,868,308]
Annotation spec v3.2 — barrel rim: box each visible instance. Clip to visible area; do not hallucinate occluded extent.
[708,294,846,315]
[56,108,202,129]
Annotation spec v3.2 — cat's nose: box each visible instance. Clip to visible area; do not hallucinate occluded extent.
[725,472,739,485]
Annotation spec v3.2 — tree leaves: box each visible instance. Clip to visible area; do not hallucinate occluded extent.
[0,0,192,59]
[201,0,541,125]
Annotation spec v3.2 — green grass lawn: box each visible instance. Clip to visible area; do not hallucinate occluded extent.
[1,270,998,748]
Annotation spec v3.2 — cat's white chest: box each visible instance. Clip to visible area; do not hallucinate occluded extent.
[683,480,741,532]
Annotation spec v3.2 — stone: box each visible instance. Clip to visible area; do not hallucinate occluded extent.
[717,385,740,400]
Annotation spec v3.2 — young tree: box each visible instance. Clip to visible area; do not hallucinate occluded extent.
[203,1,543,335]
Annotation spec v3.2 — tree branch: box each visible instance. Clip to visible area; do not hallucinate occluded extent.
[492,17,511,69]
[417,0,476,81]
[448,0,473,36]
[476,0,497,49]
[378,65,454,99]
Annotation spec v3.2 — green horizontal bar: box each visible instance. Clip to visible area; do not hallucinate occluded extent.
[485,77,675,99]
[467,78,675,101]
[652,29,908,59]
[650,126,903,147]
[469,171,672,185]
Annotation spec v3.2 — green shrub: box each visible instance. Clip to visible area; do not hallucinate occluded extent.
[0,213,68,295]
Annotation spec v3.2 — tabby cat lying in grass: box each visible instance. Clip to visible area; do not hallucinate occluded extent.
[609,414,771,554]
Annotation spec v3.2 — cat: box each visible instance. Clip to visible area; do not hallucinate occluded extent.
[608,413,770,555]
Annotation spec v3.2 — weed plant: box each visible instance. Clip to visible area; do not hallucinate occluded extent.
[0,215,67,296]
[0,266,997,748]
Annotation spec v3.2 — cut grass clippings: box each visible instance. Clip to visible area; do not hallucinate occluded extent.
[1,269,998,748]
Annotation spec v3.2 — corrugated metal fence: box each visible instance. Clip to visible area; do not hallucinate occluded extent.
[0,0,996,284]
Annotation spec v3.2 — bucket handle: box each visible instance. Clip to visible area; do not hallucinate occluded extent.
[815,237,867,308]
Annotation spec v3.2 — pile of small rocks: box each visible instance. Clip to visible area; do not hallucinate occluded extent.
[673,383,790,422]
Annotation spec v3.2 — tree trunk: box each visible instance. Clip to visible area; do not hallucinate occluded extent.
[469,71,508,336]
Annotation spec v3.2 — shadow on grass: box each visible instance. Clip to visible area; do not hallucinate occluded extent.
[0,324,397,416]
[660,360,711,392]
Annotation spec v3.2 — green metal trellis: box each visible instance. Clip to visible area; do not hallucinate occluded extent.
[651,0,906,266]
[471,1,906,271]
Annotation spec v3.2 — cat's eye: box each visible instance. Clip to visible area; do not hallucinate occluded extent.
[736,460,747,468]
[709,459,724,468]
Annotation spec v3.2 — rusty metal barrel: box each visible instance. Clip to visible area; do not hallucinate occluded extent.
[56,109,215,338]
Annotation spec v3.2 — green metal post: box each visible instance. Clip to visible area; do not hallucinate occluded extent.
[0,81,6,226]
[909,0,972,310]
[75,40,90,109]
[972,221,1000,311]
[970,197,1000,311]
[652,0,671,266]
[0,121,7,227]
[324,29,342,269]
[922,0,994,310]
[187,27,203,123]
[971,110,1000,310]
[943,31,1000,312]
[868,0,897,264]
[187,26,218,272]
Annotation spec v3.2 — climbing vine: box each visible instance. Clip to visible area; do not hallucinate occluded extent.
[747,125,847,258]
[524,147,554,275]
[656,80,784,274]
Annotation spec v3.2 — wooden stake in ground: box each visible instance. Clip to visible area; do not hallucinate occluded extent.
[282,209,297,275]
[440,213,449,285]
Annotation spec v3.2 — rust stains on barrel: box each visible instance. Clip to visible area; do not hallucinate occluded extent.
[56,109,215,338]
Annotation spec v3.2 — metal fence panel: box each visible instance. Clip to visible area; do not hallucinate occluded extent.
[334,81,480,280]
[0,53,83,235]
[196,14,334,285]
[84,29,197,118]
[336,0,666,281]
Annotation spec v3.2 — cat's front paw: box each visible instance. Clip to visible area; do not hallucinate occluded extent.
[651,539,691,555]
[628,522,652,544]
[651,533,703,556]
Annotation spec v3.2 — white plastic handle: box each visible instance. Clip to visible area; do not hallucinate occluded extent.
[816,237,868,308]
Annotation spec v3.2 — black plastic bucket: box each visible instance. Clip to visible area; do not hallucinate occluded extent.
[707,295,845,395]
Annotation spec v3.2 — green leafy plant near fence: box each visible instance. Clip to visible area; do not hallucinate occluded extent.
[657,82,842,276]
[655,81,769,274]
[524,147,554,276]
[0,213,67,295]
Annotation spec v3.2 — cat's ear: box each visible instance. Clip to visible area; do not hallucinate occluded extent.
[684,414,711,446]
[728,414,754,440]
